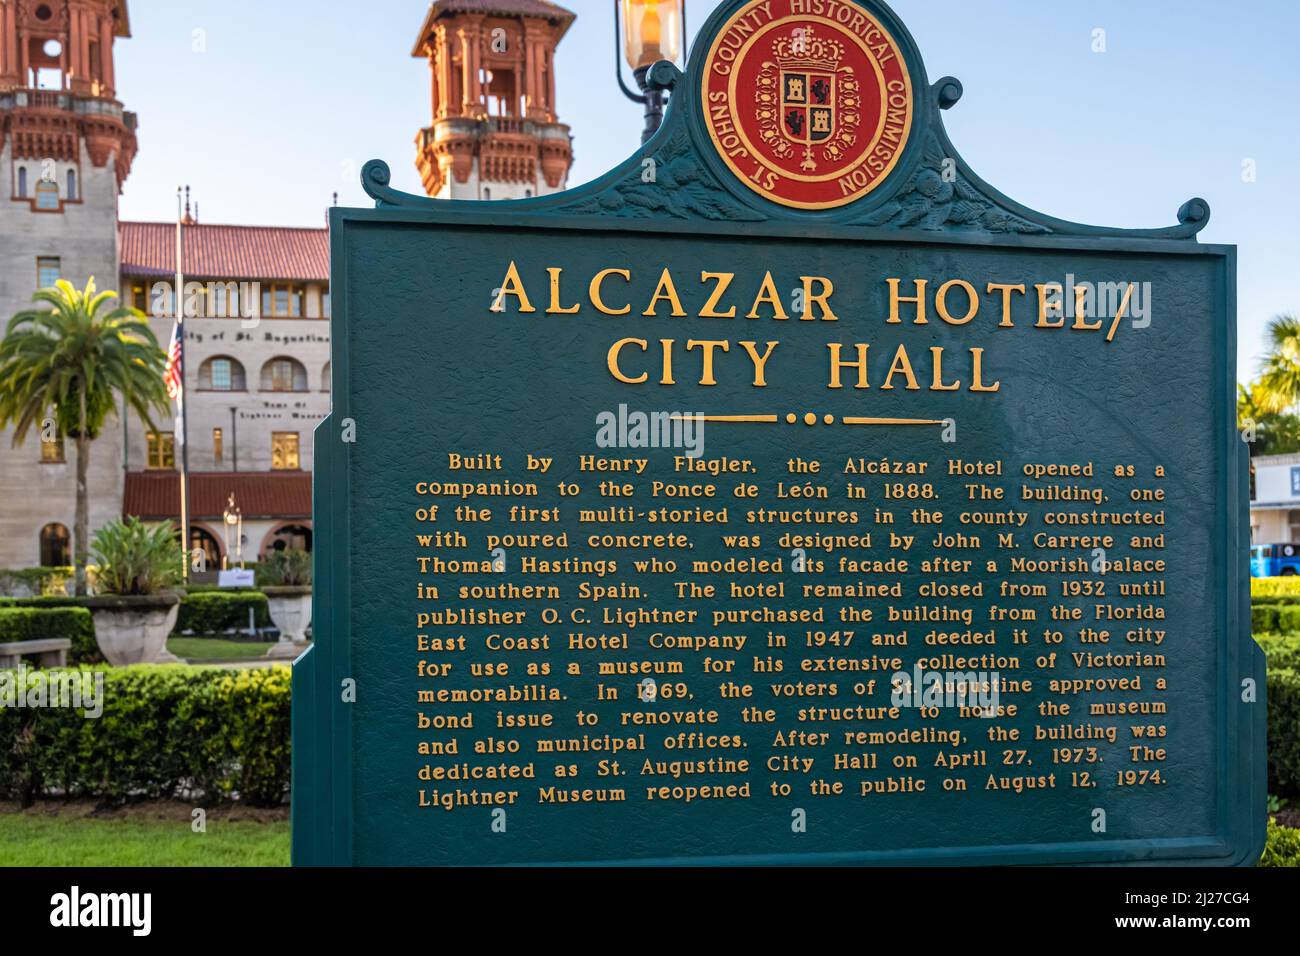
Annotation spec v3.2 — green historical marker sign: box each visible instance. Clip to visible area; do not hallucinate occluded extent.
[293,0,1265,866]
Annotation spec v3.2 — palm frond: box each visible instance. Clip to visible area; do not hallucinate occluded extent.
[0,277,170,443]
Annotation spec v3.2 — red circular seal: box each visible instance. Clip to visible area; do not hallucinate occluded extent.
[700,0,914,209]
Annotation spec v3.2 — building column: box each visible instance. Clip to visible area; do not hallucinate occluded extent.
[429,49,439,119]
[433,25,453,118]
[545,46,556,122]
[71,4,91,93]
[20,32,28,86]
[458,21,482,117]
[99,10,115,95]
[0,1,12,84]
[80,6,92,90]
[522,22,547,120]
[526,38,541,118]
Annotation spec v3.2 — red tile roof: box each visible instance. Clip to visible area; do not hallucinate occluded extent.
[413,0,574,53]
[124,471,312,521]
[119,222,329,282]
[432,0,573,20]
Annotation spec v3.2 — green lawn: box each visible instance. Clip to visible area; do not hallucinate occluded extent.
[167,637,276,662]
[0,812,289,866]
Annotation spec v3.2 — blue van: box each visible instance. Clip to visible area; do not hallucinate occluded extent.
[1251,543,1300,577]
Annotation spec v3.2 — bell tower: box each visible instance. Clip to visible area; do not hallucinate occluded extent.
[412,0,574,201]
[0,0,136,191]
[0,0,137,571]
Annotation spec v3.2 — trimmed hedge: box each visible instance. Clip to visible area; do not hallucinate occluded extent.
[1267,663,1300,798]
[1250,601,1300,634]
[1254,603,1280,634]
[0,596,85,609]
[174,591,271,635]
[1261,819,1300,867]
[2,591,272,641]
[1279,605,1300,633]
[1253,577,1300,601]
[0,607,100,664]
[0,664,289,806]
[1259,633,1300,670]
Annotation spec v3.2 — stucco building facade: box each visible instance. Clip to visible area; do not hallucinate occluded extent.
[117,218,329,567]
[0,0,135,570]
[1,0,580,577]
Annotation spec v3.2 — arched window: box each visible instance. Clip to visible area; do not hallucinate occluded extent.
[66,168,77,201]
[199,355,247,391]
[16,167,27,198]
[39,523,70,567]
[322,361,331,392]
[260,356,308,392]
[483,187,492,201]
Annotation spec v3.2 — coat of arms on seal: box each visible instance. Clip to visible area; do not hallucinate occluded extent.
[756,27,860,173]
[701,0,914,210]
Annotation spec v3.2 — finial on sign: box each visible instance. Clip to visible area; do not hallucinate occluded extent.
[644,60,683,92]
[934,77,963,110]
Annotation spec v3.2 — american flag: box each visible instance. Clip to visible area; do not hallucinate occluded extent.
[163,320,182,401]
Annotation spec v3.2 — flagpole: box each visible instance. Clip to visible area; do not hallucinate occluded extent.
[176,186,190,581]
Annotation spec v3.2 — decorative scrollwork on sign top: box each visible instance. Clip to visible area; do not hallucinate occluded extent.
[555,127,768,224]
[854,129,1051,235]
[845,77,1211,240]
[360,160,407,208]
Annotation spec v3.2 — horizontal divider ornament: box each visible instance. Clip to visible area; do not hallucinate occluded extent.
[669,413,945,426]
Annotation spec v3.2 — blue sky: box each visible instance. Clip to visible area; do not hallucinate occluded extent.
[115,0,1299,383]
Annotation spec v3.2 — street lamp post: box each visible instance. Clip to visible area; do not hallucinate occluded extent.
[222,494,243,570]
[614,0,687,144]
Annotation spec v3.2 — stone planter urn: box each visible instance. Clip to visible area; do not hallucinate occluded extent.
[83,593,182,665]
[264,585,312,658]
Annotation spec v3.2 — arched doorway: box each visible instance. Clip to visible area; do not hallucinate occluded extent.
[183,524,223,571]
[263,523,313,557]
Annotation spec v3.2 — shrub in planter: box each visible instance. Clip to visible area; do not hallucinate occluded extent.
[175,591,271,635]
[0,606,100,664]
[262,549,311,587]
[262,549,312,651]
[82,518,181,665]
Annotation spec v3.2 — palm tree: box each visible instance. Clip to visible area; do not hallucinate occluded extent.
[0,279,170,595]
[1239,381,1300,456]
[1256,313,1300,414]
